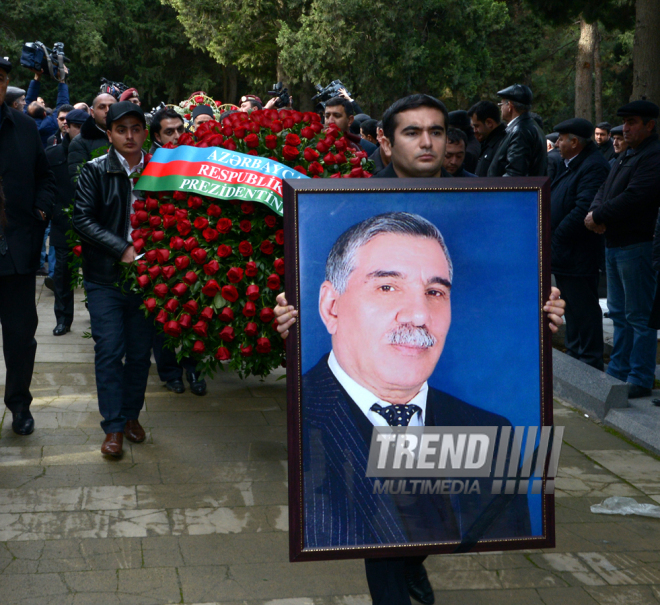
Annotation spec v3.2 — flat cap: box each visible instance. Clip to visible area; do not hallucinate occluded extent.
[5,86,25,106]
[106,101,145,130]
[448,110,472,132]
[596,121,612,132]
[497,84,533,105]
[65,109,90,125]
[610,125,624,136]
[191,104,214,120]
[554,118,594,139]
[616,100,659,119]
[0,56,11,74]
[546,132,559,144]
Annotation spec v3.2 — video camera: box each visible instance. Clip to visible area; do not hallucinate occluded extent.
[267,82,290,109]
[20,41,69,82]
[99,78,129,101]
[311,80,351,113]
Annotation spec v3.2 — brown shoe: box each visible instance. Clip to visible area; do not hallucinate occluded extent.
[101,432,123,457]
[124,419,146,443]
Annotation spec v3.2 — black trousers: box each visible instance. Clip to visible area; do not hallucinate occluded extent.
[53,246,74,326]
[0,273,38,414]
[365,556,427,605]
[554,273,604,370]
[153,332,198,382]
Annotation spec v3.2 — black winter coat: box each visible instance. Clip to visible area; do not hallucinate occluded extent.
[487,112,547,177]
[547,148,564,183]
[464,133,480,174]
[46,133,75,248]
[0,104,56,276]
[550,142,610,276]
[589,134,660,248]
[72,146,133,285]
[68,115,110,181]
[474,123,507,177]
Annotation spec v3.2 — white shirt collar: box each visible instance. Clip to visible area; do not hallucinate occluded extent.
[116,150,144,177]
[327,350,428,427]
[564,154,577,168]
[506,115,520,132]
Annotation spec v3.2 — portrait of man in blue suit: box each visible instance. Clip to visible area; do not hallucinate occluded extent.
[301,211,531,550]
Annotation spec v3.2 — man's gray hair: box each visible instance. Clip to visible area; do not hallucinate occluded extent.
[325,212,453,293]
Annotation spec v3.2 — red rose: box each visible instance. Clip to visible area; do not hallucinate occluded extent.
[282,145,300,161]
[227,267,244,283]
[260,240,274,255]
[183,300,199,315]
[202,228,219,243]
[163,215,176,229]
[323,152,336,165]
[308,161,324,176]
[267,274,281,290]
[192,340,205,354]
[244,133,259,148]
[294,165,307,176]
[156,249,170,264]
[191,248,208,264]
[203,260,219,275]
[195,95,203,103]
[282,118,294,129]
[155,310,168,324]
[207,204,222,217]
[179,313,192,329]
[274,258,285,275]
[134,210,148,224]
[316,140,329,154]
[183,237,198,252]
[73,245,82,257]
[275,230,284,245]
[222,124,233,137]
[193,217,209,230]
[174,256,190,271]
[159,203,175,215]
[183,271,198,285]
[193,321,208,338]
[177,220,191,236]
[303,147,320,162]
[200,306,214,321]
[285,133,301,146]
[246,284,260,301]
[238,241,253,257]
[222,139,237,151]
[221,285,239,302]
[169,236,184,251]
[215,346,231,361]
[243,301,256,317]
[175,208,188,221]
[163,321,181,337]
[201,280,220,296]
[146,198,159,211]
[264,215,277,228]
[154,284,169,298]
[264,135,278,150]
[149,215,161,229]
[137,275,150,289]
[245,261,258,277]
[152,231,165,243]
[173,191,187,201]
[145,250,158,263]
[188,196,203,209]
[217,244,232,258]
[217,218,233,233]
[148,265,161,280]
[144,298,157,313]
[256,337,271,354]
[301,127,315,140]
[133,200,145,212]
[234,127,247,139]
[239,220,252,233]
[260,307,275,323]
[240,345,253,357]
[137,261,148,275]
[245,322,258,337]
[171,282,188,297]
[271,120,283,133]
[219,307,234,322]
[219,326,235,342]
[162,265,176,280]
[334,138,347,152]
[164,298,179,313]
[350,167,364,178]
[241,202,254,215]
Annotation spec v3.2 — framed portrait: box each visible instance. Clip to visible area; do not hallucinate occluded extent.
[283,177,554,562]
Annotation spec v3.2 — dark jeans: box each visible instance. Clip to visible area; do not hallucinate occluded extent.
[555,273,604,370]
[365,556,427,605]
[153,332,197,382]
[53,246,74,326]
[85,280,155,434]
[0,273,38,414]
[605,242,657,388]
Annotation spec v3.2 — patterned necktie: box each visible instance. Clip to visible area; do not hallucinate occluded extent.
[371,403,422,426]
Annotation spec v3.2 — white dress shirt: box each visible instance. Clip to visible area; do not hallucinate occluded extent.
[327,350,428,427]
[505,115,520,132]
[117,151,144,242]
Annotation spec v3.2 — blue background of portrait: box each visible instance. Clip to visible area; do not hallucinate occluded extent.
[297,189,545,535]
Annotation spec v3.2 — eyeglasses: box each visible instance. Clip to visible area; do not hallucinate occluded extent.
[498,101,509,107]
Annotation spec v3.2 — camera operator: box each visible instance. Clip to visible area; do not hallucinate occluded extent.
[323,97,377,154]
[68,93,116,180]
[24,66,71,147]
[0,56,57,436]
[239,95,263,113]
[149,107,185,154]
[5,86,26,112]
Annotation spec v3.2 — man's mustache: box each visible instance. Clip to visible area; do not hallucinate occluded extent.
[387,324,436,349]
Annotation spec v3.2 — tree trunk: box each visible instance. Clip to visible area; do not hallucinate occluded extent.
[594,25,603,123]
[575,17,596,121]
[226,65,238,105]
[632,0,660,102]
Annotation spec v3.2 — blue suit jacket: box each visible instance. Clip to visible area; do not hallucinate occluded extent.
[302,355,531,549]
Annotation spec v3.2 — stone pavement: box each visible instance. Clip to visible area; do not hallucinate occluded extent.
[2,279,660,604]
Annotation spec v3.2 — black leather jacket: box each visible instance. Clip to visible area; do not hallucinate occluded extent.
[487,112,547,177]
[72,146,133,285]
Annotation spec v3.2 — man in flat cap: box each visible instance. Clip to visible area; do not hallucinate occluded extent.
[0,56,57,435]
[190,104,214,131]
[546,132,564,182]
[610,125,627,165]
[5,86,26,112]
[595,122,616,162]
[487,84,547,177]
[586,100,660,398]
[552,118,611,370]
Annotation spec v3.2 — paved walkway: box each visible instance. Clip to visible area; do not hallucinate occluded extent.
[2,279,660,604]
